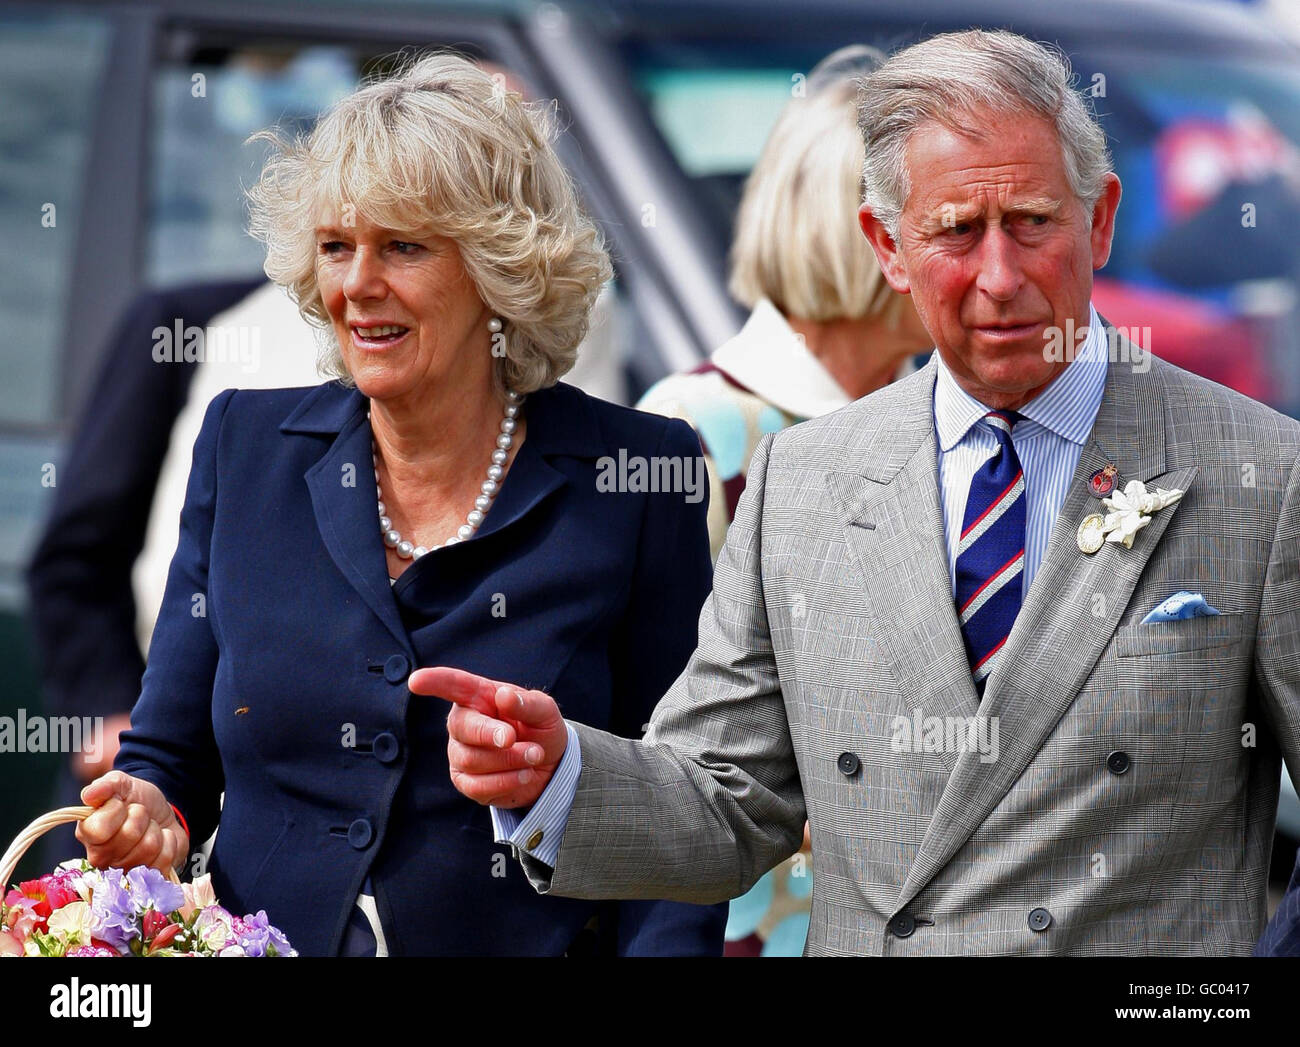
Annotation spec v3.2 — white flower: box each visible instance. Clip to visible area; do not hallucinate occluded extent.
[46,900,94,946]
[1098,480,1184,549]
[1103,508,1151,548]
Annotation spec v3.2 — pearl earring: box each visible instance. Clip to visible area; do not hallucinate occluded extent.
[487,317,503,334]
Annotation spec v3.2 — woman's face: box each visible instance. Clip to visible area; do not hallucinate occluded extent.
[315,212,493,406]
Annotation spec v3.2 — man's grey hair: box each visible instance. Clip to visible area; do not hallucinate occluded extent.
[858,29,1113,239]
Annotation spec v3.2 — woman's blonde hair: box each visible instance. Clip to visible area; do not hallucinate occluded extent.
[246,52,612,394]
[729,72,904,326]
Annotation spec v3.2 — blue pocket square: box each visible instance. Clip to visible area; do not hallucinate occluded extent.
[1141,591,1221,623]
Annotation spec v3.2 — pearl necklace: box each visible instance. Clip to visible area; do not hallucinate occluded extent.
[371,389,524,560]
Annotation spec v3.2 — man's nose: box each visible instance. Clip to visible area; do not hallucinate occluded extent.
[343,246,387,301]
[974,227,1024,301]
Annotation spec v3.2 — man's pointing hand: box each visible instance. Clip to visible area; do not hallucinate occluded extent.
[409,666,568,809]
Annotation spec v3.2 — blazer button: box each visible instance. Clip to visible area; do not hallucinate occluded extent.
[837,752,861,777]
[373,732,400,764]
[525,829,544,851]
[1028,907,1053,932]
[347,818,374,850]
[887,913,916,939]
[384,654,410,684]
[1106,750,1131,775]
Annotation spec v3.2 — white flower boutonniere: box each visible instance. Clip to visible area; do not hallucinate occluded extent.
[1077,480,1184,554]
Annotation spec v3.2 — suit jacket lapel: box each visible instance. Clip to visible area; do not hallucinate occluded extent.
[280,381,596,654]
[300,395,415,654]
[828,361,980,775]
[895,346,1198,911]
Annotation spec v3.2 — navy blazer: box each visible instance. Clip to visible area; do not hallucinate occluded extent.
[1256,849,1300,955]
[115,378,726,956]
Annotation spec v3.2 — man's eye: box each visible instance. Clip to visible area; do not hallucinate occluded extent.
[946,223,973,236]
[1022,214,1049,226]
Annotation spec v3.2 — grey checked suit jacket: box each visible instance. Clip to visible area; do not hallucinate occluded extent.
[517,340,1300,955]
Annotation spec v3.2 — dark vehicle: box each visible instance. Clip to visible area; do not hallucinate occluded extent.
[3,0,1298,878]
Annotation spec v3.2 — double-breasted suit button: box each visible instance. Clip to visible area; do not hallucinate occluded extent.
[384,654,410,684]
[837,752,861,776]
[373,732,400,764]
[1106,750,1131,775]
[347,818,374,850]
[887,913,916,938]
[1028,907,1053,932]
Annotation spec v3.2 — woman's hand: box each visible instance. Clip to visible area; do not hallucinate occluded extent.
[409,666,568,808]
[76,770,189,875]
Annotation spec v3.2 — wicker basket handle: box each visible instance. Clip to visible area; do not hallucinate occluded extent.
[0,805,183,891]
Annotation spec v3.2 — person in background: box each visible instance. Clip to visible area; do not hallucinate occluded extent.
[637,45,933,955]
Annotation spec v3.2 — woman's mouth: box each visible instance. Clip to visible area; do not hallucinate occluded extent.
[351,324,410,349]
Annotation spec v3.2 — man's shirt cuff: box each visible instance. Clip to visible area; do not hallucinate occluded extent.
[489,722,581,868]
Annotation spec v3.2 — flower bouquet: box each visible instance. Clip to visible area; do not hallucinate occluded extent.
[0,806,295,957]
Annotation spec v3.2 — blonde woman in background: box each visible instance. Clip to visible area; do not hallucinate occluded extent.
[638,45,934,955]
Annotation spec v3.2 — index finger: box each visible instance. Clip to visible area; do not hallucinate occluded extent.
[408,666,510,715]
[80,770,130,809]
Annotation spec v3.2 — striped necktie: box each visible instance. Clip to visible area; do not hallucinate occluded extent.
[954,410,1026,695]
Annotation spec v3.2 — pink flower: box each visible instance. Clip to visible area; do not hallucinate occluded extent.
[178,873,216,922]
[39,874,79,911]
[4,897,44,942]
[64,945,116,957]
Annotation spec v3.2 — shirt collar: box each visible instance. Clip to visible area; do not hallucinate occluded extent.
[934,303,1108,452]
[710,298,852,419]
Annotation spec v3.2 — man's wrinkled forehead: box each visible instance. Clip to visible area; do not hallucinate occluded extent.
[900,114,1072,230]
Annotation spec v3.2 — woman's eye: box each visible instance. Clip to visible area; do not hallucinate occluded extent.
[318,240,345,254]
[392,241,422,254]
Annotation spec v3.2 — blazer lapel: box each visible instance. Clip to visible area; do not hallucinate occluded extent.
[293,388,415,654]
[895,346,1197,911]
[827,361,980,774]
[279,381,599,652]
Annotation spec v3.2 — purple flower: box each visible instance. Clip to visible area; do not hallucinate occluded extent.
[88,872,139,952]
[231,910,293,957]
[126,866,185,917]
[233,912,271,957]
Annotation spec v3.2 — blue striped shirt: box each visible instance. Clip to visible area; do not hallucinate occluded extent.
[934,304,1108,598]
[490,723,581,866]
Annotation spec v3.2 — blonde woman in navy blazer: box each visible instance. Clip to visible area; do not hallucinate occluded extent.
[74,54,725,957]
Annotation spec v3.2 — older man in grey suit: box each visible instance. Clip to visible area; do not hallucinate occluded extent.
[413,29,1300,955]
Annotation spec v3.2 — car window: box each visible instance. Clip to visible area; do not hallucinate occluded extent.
[144,31,637,402]
[147,41,370,287]
[0,7,110,428]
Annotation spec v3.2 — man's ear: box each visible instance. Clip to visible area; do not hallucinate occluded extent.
[859,204,910,294]
[1089,173,1122,270]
